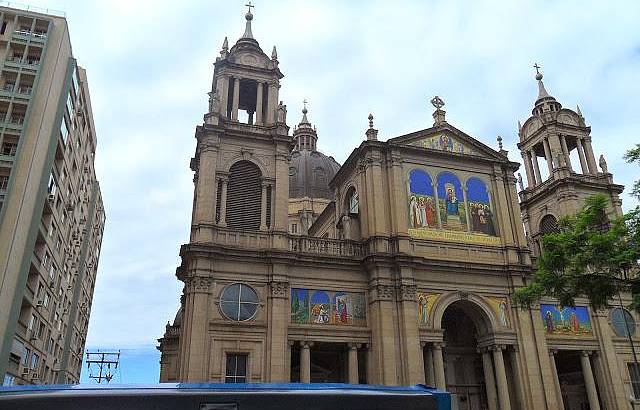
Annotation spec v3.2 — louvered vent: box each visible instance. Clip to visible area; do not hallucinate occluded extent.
[266,185,272,228]
[539,214,559,235]
[215,180,223,223]
[226,161,261,230]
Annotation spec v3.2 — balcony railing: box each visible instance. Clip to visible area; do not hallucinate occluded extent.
[13,29,47,39]
[289,236,363,257]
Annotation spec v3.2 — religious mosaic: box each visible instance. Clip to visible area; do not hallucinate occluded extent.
[487,297,510,327]
[407,170,500,245]
[417,292,440,325]
[540,304,592,336]
[410,134,477,155]
[290,288,366,326]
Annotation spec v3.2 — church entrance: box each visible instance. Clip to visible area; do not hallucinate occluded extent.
[441,302,488,410]
[290,341,366,383]
[553,350,601,410]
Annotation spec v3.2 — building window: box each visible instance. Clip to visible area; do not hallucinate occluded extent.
[1,142,17,156]
[60,118,69,144]
[30,353,39,370]
[219,283,259,322]
[0,175,8,190]
[3,373,15,386]
[291,223,298,234]
[630,363,640,399]
[611,308,636,338]
[348,189,359,215]
[225,353,247,383]
[226,160,262,230]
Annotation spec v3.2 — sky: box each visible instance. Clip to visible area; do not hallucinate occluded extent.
[18,0,640,383]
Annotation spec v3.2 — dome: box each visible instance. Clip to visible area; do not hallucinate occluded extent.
[173,307,183,326]
[289,149,340,199]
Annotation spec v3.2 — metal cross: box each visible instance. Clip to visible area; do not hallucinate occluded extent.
[246,1,254,13]
[533,63,541,75]
[430,95,445,110]
[303,99,307,109]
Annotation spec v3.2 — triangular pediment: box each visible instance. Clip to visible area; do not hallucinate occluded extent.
[389,123,507,162]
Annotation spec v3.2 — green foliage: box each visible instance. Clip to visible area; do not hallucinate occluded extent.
[514,195,640,310]
[624,143,640,200]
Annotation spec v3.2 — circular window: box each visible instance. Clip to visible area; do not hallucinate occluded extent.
[611,307,636,337]
[219,283,259,322]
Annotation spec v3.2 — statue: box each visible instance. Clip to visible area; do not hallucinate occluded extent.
[208,90,220,114]
[277,101,287,123]
[599,154,608,173]
[517,173,524,191]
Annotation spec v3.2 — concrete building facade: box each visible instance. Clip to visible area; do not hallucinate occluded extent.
[159,8,635,410]
[0,6,105,385]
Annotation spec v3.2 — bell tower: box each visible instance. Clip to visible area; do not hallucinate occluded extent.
[517,66,624,255]
[190,4,292,242]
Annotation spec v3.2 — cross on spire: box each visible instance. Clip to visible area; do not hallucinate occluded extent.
[303,99,307,110]
[245,1,254,13]
[533,63,541,75]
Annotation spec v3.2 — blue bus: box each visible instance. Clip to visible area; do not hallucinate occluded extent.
[0,383,450,410]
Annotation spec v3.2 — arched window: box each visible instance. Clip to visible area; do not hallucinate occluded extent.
[539,214,559,236]
[226,160,262,230]
[346,187,358,215]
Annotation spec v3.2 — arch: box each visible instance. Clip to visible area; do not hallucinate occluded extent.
[222,152,268,176]
[436,171,467,231]
[431,291,499,336]
[539,214,559,236]
[466,177,497,235]
[226,160,262,230]
[408,169,437,229]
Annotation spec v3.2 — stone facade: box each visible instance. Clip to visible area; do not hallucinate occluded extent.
[158,8,635,410]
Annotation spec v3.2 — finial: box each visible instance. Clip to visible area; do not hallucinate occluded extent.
[300,99,309,124]
[431,95,445,110]
[497,135,503,150]
[576,104,583,117]
[517,120,522,132]
[533,62,542,80]
[366,113,378,141]
[271,45,278,60]
[222,36,228,51]
[242,2,254,39]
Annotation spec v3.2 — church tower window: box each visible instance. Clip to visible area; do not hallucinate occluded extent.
[347,188,358,215]
[219,283,260,322]
[226,160,262,230]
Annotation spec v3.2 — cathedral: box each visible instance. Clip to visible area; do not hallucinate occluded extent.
[157,7,634,410]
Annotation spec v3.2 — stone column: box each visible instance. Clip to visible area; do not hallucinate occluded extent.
[368,282,399,385]
[255,82,264,125]
[265,82,278,125]
[509,346,525,410]
[542,138,554,176]
[348,343,359,384]
[218,75,229,117]
[182,277,212,382]
[548,350,565,409]
[423,342,435,386]
[193,141,218,225]
[260,181,268,231]
[268,280,289,382]
[432,342,446,389]
[300,341,313,383]
[462,187,471,232]
[492,345,512,410]
[531,150,542,184]
[481,349,498,410]
[576,138,588,174]
[581,351,601,410]
[583,138,598,174]
[231,77,240,121]
[218,177,228,227]
[559,134,572,170]
[522,151,535,187]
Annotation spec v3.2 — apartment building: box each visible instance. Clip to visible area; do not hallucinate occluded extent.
[0,5,105,385]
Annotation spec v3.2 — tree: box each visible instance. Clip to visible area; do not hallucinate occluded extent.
[624,143,640,200]
[514,145,640,309]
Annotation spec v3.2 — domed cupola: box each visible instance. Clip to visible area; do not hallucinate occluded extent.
[289,103,340,199]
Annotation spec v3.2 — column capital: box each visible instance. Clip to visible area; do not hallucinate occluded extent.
[432,341,445,350]
[347,343,361,350]
[491,344,507,352]
[420,341,428,348]
[300,341,314,348]
[549,348,559,356]
[269,281,289,298]
[581,350,594,357]
[184,276,213,294]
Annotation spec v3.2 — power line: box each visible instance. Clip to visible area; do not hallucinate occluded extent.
[85,350,120,384]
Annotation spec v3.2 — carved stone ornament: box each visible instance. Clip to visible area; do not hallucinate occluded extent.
[458,291,470,300]
[399,284,417,301]
[270,281,290,298]
[370,284,395,301]
[185,276,213,293]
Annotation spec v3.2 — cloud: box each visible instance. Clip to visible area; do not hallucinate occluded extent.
[26,0,639,361]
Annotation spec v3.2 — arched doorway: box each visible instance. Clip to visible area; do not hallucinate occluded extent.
[441,301,490,410]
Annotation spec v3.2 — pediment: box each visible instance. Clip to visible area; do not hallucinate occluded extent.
[390,124,507,162]
[229,50,271,69]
